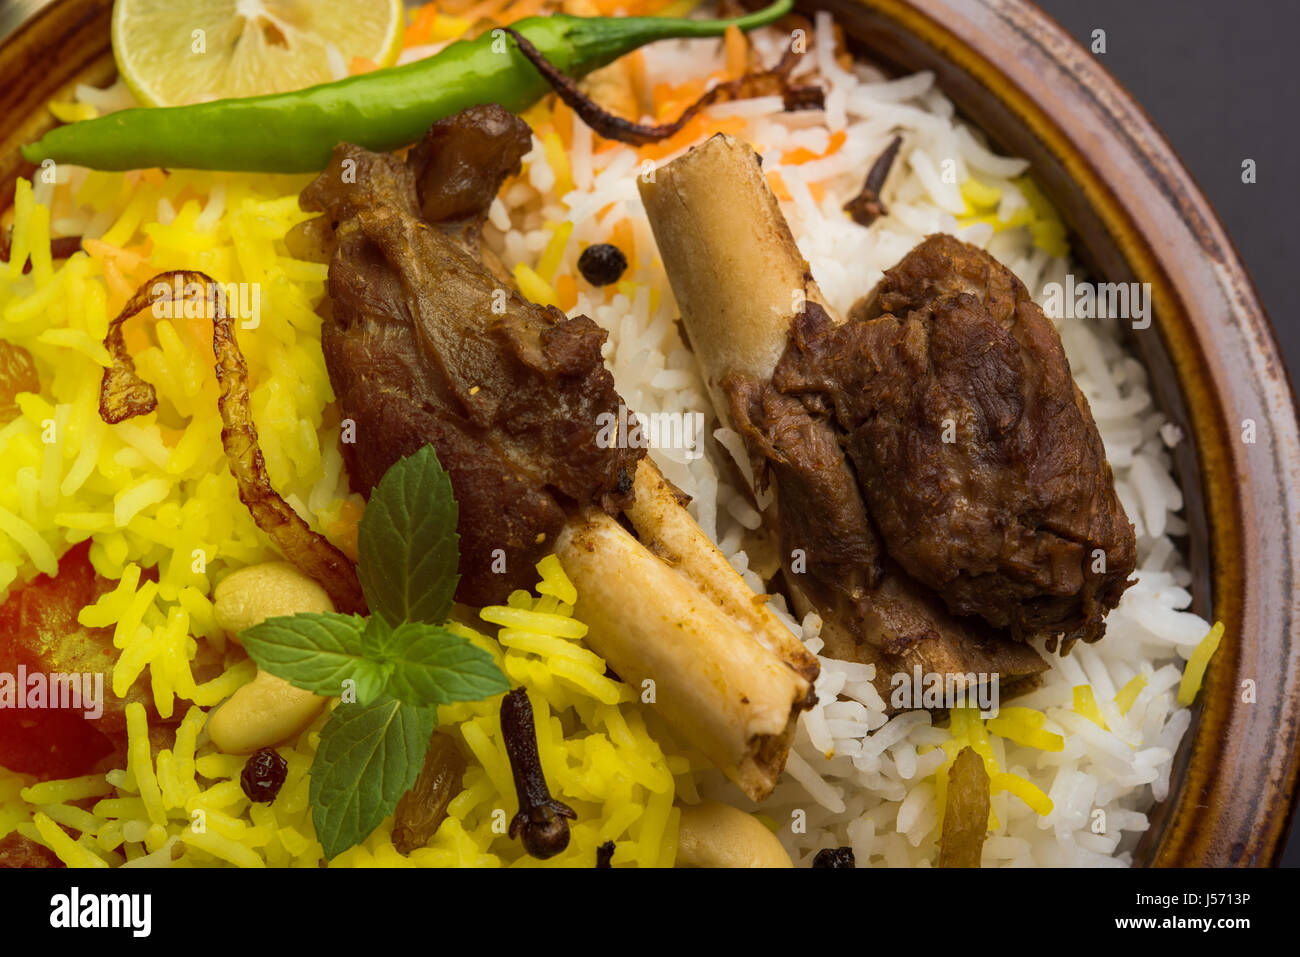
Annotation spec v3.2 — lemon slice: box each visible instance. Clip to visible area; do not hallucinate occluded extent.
[111,0,405,107]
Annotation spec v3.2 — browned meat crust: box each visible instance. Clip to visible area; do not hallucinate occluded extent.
[724,370,881,618]
[775,235,1136,648]
[405,104,535,231]
[300,105,643,605]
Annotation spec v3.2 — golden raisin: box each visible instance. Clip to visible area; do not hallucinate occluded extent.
[0,339,38,423]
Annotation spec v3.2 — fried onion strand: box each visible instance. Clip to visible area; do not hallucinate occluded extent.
[504,29,824,146]
[98,270,366,615]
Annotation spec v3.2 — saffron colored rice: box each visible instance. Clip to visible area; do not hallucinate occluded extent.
[0,3,1219,867]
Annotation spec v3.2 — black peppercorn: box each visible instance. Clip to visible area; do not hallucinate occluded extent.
[811,846,855,868]
[240,748,288,804]
[577,243,628,286]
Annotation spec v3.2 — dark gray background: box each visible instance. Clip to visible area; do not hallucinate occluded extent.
[1032,0,1299,866]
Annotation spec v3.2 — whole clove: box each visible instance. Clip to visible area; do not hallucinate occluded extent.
[504,28,823,147]
[501,687,576,859]
[595,840,616,868]
[843,134,902,227]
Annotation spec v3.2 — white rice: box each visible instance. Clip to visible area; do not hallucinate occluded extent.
[485,8,1209,866]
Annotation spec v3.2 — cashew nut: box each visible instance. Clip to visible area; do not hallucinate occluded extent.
[213,561,333,644]
[207,670,326,754]
[208,560,333,753]
[675,801,793,868]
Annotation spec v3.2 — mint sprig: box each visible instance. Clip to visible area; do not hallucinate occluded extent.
[378,620,509,706]
[239,614,505,709]
[238,613,386,703]
[357,443,459,628]
[234,443,509,859]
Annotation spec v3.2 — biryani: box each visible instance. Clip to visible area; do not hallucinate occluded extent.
[0,0,1218,868]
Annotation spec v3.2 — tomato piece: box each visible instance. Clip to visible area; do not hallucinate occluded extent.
[0,542,118,780]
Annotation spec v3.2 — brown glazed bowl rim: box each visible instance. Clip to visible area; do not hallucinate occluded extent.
[821,0,1300,866]
[2,0,1298,866]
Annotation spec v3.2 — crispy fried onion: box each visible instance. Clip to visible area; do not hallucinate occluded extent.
[504,29,824,146]
[99,271,366,615]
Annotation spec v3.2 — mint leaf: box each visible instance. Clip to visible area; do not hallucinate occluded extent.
[379,622,510,706]
[309,696,436,860]
[239,612,386,704]
[357,444,459,628]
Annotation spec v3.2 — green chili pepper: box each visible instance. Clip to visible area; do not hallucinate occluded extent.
[22,0,793,173]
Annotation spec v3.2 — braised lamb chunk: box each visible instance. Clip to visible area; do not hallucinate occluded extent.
[727,343,1047,685]
[405,103,535,232]
[300,106,643,606]
[724,362,882,617]
[641,134,1052,701]
[775,235,1136,647]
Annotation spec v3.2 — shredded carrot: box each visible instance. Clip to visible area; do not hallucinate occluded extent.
[610,218,635,271]
[556,273,578,311]
[782,130,847,166]
[181,313,215,361]
[552,98,575,149]
[407,4,440,46]
[767,171,792,202]
[519,99,553,134]
[461,0,512,25]
[651,82,672,116]
[637,114,746,162]
[652,79,707,120]
[502,0,546,24]
[87,249,135,311]
[83,238,148,276]
[349,56,380,76]
[329,499,364,562]
[626,50,648,118]
[724,25,748,80]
